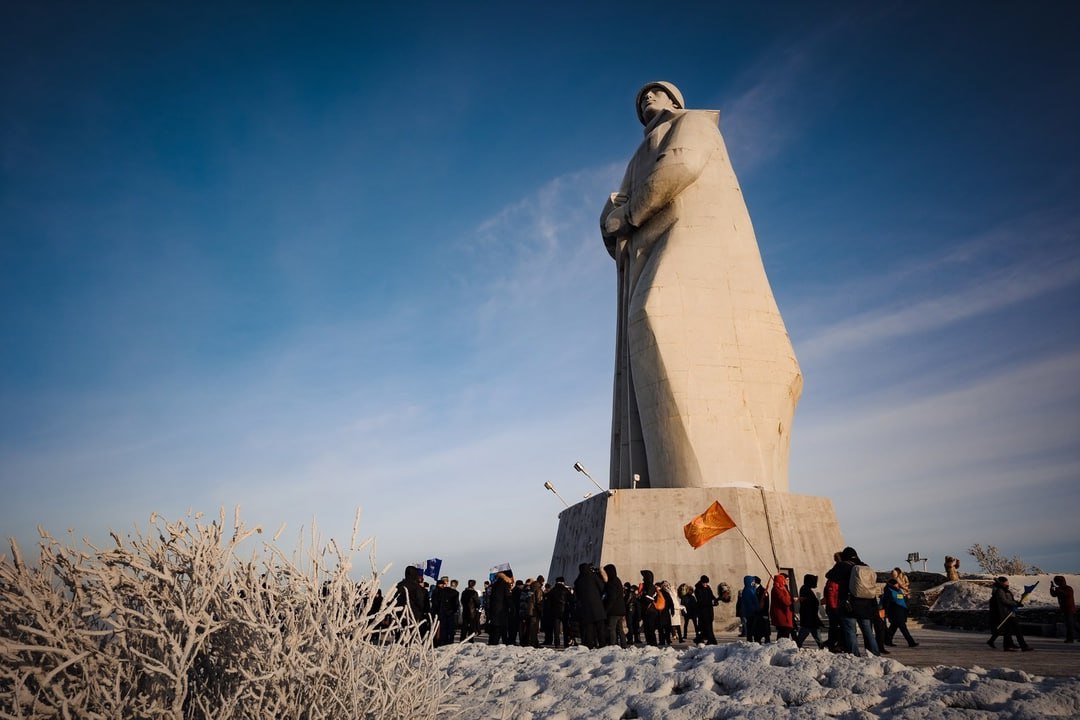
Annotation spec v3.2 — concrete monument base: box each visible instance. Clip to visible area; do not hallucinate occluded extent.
[547,487,845,629]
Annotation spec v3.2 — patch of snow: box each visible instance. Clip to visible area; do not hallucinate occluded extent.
[439,640,1080,719]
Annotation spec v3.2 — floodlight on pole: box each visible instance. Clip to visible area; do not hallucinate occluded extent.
[573,461,607,495]
[544,481,570,508]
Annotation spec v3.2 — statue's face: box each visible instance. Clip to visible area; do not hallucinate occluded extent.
[639,87,677,123]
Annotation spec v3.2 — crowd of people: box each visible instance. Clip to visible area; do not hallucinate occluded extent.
[392,562,734,649]
[389,549,1077,656]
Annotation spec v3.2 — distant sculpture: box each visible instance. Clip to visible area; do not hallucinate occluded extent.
[600,81,801,492]
[944,556,960,582]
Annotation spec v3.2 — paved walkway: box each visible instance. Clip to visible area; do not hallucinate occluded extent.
[708,624,1080,678]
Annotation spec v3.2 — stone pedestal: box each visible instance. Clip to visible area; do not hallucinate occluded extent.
[547,487,844,629]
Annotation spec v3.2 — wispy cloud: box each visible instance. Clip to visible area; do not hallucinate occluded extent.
[796,215,1080,362]
[794,346,1080,568]
[787,207,1080,571]
[716,10,892,173]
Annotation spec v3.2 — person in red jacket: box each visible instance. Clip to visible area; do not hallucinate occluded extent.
[770,573,795,640]
[1051,576,1078,643]
[822,551,843,652]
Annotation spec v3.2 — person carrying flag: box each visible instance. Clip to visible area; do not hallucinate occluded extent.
[987,576,1033,652]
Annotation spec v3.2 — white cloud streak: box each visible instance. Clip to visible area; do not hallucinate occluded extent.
[788,210,1080,571]
[798,243,1080,362]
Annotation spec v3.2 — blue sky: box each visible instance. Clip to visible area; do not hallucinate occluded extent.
[3,2,1079,583]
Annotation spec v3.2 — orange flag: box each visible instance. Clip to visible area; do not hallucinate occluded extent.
[683,501,737,549]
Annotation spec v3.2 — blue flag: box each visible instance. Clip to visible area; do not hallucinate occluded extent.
[1020,581,1039,604]
[423,558,442,581]
[488,562,513,583]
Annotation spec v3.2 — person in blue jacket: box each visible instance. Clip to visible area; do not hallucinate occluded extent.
[881,577,919,647]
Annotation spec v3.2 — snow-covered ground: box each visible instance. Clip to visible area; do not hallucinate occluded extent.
[441,640,1080,719]
[438,575,1080,719]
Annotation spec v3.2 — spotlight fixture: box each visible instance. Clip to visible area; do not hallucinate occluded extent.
[573,461,608,495]
[544,481,570,508]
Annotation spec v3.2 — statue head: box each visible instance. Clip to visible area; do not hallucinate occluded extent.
[636,81,685,125]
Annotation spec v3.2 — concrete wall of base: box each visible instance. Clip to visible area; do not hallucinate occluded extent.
[548,487,845,628]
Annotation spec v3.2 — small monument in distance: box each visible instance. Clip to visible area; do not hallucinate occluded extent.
[548,82,844,625]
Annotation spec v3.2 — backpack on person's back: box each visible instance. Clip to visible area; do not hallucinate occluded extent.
[823,578,841,610]
[519,586,536,617]
[849,564,878,600]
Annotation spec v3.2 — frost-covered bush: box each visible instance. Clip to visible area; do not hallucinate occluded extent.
[0,509,455,719]
[967,543,1043,575]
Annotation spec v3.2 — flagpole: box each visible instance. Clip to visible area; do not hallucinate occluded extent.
[734,524,777,578]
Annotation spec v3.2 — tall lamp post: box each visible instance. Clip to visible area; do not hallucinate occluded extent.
[544,481,570,508]
[573,461,608,495]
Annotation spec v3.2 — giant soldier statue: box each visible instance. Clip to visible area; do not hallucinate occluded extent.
[600,81,802,492]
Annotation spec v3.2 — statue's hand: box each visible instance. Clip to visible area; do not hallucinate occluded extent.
[604,205,629,236]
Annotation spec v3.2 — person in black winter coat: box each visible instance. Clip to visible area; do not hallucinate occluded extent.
[677,584,697,642]
[574,563,607,648]
[988,576,1031,651]
[519,579,541,648]
[507,580,523,645]
[751,577,771,643]
[795,574,824,649]
[1051,575,1078,643]
[395,565,429,639]
[694,575,719,644]
[639,569,660,646]
[459,579,480,642]
[625,582,641,644]
[487,572,513,645]
[826,546,879,656]
[545,577,571,647]
[432,577,459,646]
[602,564,628,647]
[657,580,676,645]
